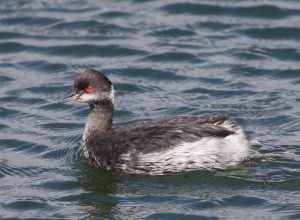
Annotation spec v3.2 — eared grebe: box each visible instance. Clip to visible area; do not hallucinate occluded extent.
[68,69,250,175]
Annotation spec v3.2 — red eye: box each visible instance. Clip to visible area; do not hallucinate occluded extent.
[84,85,93,93]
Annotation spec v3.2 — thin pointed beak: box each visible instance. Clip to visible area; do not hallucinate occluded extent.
[64,93,80,103]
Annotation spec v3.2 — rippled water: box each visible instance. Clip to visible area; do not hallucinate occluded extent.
[0,0,300,219]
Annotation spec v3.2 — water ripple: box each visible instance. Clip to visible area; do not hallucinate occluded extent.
[48,20,137,36]
[141,52,200,63]
[106,68,187,80]
[0,16,59,26]
[150,28,196,38]
[161,3,297,19]
[240,27,300,40]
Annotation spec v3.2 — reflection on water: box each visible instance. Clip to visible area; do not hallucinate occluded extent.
[0,0,300,219]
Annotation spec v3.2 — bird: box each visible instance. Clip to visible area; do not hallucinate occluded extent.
[66,69,250,175]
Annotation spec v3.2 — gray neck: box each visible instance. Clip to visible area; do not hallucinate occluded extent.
[83,101,113,143]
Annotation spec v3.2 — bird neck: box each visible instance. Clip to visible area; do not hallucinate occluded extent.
[83,101,113,143]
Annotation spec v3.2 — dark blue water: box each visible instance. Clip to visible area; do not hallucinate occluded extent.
[0,0,300,219]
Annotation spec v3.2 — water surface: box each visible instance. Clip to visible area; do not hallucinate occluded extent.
[0,0,300,219]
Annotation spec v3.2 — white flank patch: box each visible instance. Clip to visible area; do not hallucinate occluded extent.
[118,121,250,175]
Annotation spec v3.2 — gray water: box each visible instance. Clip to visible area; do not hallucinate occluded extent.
[0,0,300,219]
